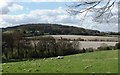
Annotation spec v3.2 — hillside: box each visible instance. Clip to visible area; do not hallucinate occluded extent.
[2,23,107,36]
[2,50,118,73]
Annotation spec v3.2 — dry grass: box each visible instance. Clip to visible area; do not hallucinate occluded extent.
[49,35,118,42]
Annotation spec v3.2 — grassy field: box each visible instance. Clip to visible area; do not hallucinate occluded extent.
[2,50,118,73]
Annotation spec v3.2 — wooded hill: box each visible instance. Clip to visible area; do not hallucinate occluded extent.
[2,23,118,36]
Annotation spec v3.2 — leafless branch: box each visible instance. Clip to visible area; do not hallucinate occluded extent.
[66,0,116,23]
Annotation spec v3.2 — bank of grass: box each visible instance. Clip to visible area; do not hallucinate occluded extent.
[2,50,118,73]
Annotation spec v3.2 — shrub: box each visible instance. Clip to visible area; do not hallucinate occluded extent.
[115,42,120,49]
[86,48,94,52]
[76,38,85,41]
[97,45,116,51]
[79,48,86,53]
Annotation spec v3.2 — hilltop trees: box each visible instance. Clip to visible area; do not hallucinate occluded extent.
[2,24,104,37]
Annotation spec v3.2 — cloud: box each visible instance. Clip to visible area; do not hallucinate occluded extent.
[31,0,79,2]
[0,9,81,28]
[31,0,111,2]
[0,0,23,14]
[0,0,116,2]
[0,1,13,14]
[8,4,23,12]
[0,0,118,32]
[0,7,118,32]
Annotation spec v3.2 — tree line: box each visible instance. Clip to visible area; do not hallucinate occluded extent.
[2,31,120,62]
[2,32,80,62]
[2,24,107,37]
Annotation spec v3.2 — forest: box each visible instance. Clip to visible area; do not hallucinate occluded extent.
[2,23,119,37]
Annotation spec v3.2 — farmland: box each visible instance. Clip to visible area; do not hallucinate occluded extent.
[50,35,118,49]
[28,35,118,42]
[2,50,118,73]
[79,41,117,49]
[2,24,119,74]
[28,35,118,49]
[49,35,118,42]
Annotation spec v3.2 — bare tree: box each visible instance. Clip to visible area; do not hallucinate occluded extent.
[67,0,117,23]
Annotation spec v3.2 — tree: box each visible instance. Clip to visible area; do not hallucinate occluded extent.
[13,31,23,59]
[115,42,120,49]
[2,33,14,59]
[19,39,32,58]
[67,0,117,23]
[97,43,109,50]
[36,37,56,58]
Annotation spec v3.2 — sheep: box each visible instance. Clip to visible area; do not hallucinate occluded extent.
[57,56,64,59]
[7,66,9,68]
[27,69,32,72]
[106,72,111,73]
[35,69,39,71]
[51,58,53,60]
[23,69,26,71]
[57,56,60,59]
[38,65,40,67]
[84,66,89,70]
[3,63,6,65]
[68,59,70,62]
[45,60,48,61]
[84,65,92,70]
[43,58,46,60]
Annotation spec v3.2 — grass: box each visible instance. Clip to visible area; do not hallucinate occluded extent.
[2,50,118,73]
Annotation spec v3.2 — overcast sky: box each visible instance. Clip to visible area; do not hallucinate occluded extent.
[0,0,118,32]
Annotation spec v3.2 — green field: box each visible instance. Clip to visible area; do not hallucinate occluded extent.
[2,50,118,73]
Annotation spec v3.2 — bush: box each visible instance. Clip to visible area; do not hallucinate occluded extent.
[97,45,116,51]
[86,48,94,52]
[115,42,120,49]
[76,38,85,41]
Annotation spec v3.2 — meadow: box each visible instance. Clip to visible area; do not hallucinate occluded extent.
[2,50,118,73]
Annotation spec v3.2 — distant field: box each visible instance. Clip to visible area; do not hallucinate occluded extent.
[29,35,118,42]
[2,50,118,73]
[79,41,117,49]
[49,35,118,42]
[28,35,118,49]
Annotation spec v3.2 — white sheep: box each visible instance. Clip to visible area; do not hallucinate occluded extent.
[84,65,92,70]
[23,69,26,71]
[51,58,53,60]
[43,58,46,60]
[3,63,6,65]
[57,56,64,59]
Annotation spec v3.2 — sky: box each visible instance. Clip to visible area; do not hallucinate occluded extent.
[0,0,118,32]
